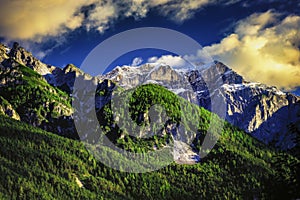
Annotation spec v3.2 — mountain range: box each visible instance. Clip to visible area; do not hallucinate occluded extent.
[3,42,298,149]
[0,42,299,199]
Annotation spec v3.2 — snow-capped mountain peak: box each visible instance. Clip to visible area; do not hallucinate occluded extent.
[100,60,300,149]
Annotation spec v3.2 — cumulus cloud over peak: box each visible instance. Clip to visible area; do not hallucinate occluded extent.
[235,10,279,36]
[202,11,300,90]
[147,55,187,68]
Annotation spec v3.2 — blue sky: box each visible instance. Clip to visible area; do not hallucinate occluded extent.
[0,0,299,93]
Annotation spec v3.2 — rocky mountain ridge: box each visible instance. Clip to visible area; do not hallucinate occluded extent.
[0,42,299,150]
[4,42,98,93]
[0,42,113,139]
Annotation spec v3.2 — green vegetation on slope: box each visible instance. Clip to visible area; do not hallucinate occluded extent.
[0,64,72,118]
[0,64,74,137]
[96,84,214,153]
[0,83,299,199]
[0,115,126,199]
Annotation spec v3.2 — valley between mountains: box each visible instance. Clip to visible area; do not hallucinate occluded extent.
[0,42,299,199]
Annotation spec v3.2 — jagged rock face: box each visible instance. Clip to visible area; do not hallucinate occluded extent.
[251,98,300,149]
[46,64,92,93]
[6,42,99,93]
[185,62,299,149]
[102,64,187,89]
[95,79,115,110]
[218,84,299,149]
[0,44,9,62]
[9,42,55,76]
[101,64,198,104]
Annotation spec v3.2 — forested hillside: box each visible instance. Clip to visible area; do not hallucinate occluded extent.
[0,112,298,199]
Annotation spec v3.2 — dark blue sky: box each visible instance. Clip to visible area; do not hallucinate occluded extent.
[40,0,298,68]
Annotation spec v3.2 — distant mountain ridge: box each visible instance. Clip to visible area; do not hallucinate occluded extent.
[101,61,300,150]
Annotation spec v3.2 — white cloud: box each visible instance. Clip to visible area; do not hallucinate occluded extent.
[0,0,95,40]
[0,0,238,41]
[147,56,158,63]
[202,10,300,90]
[85,2,116,33]
[123,0,149,19]
[158,0,210,22]
[147,55,187,68]
[66,13,85,30]
[155,0,241,22]
[131,57,143,66]
[34,51,47,60]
